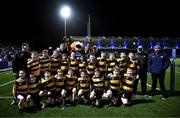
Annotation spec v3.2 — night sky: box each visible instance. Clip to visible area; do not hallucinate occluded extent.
[0,0,179,49]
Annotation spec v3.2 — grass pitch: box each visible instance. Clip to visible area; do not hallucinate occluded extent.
[0,59,180,117]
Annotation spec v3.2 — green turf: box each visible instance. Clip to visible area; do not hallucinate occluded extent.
[0,71,14,85]
[0,59,180,117]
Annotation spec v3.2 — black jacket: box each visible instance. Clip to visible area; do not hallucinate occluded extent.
[12,51,31,73]
[135,52,148,72]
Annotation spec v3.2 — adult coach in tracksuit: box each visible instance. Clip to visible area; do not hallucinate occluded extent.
[148,44,171,99]
[134,45,148,95]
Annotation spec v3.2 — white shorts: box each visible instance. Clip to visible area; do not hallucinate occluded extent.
[17,95,25,101]
[26,95,32,101]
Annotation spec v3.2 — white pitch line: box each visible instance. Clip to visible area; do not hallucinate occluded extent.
[0,96,13,99]
[0,80,14,88]
[0,68,12,72]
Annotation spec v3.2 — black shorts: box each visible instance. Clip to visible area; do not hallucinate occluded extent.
[29,93,40,103]
[30,93,39,99]
[66,89,73,97]
[111,89,119,98]
[82,90,90,99]
[121,91,132,99]
[47,90,56,98]
[55,90,63,98]
[50,71,57,76]
[94,89,103,99]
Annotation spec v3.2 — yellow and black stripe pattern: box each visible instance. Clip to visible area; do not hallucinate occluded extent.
[97,58,107,72]
[15,78,28,95]
[39,56,50,72]
[79,61,86,72]
[41,77,55,91]
[60,59,69,71]
[107,59,117,73]
[122,76,134,92]
[27,59,40,77]
[118,59,128,73]
[109,76,121,91]
[28,79,39,94]
[87,62,96,75]
[65,75,77,90]
[69,59,79,71]
[92,76,104,90]
[55,76,66,91]
[78,77,90,92]
[50,57,61,72]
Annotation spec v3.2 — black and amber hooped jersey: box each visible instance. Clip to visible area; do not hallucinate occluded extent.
[107,59,117,72]
[41,76,55,91]
[128,59,139,73]
[122,76,134,92]
[50,56,61,72]
[60,59,69,71]
[28,78,39,94]
[14,78,28,95]
[108,75,121,91]
[27,59,40,77]
[65,75,77,90]
[97,58,107,72]
[69,59,79,71]
[91,76,104,90]
[39,56,50,72]
[78,76,90,91]
[79,61,86,72]
[118,59,129,73]
[55,76,66,91]
[87,61,96,75]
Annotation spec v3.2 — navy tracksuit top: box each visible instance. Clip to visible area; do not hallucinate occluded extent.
[148,52,171,74]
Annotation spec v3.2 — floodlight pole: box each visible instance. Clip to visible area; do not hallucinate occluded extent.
[64,16,67,37]
[60,6,70,37]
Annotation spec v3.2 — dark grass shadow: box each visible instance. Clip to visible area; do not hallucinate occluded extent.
[145,90,180,97]
[24,107,37,113]
[166,90,180,97]
[130,99,155,106]
[100,99,109,108]
[101,99,124,107]
[101,98,155,107]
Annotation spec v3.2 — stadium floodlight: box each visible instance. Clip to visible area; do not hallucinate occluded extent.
[60,6,71,37]
[60,6,71,18]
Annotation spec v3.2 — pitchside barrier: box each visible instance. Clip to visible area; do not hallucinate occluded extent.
[0,60,9,69]
[0,68,12,72]
[170,49,176,95]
